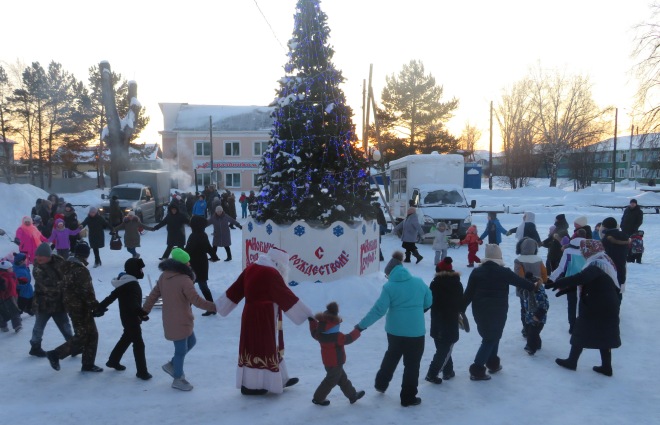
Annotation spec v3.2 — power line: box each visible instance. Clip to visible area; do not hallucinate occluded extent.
[252,0,286,52]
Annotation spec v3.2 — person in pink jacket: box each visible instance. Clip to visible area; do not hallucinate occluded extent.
[16,216,47,266]
[47,218,81,258]
[142,248,217,391]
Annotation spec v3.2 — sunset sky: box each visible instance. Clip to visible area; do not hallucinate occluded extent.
[2,0,653,151]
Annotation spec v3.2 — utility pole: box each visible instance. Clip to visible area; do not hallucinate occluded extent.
[209,116,214,187]
[628,124,634,179]
[489,101,493,190]
[611,108,618,192]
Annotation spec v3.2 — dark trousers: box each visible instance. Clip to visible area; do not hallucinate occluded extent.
[52,314,98,367]
[213,246,232,260]
[525,323,544,351]
[161,245,174,259]
[17,297,33,315]
[567,291,577,331]
[375,334,424,403]
[314,365,357,402]
[196,280,213,303]
[566,345,612,370]
[108,326,148,374]
[92,248,101,265]
[474,338,500,367]
[427,337,454,378]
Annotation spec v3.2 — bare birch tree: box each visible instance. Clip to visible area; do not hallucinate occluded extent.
[633,2,660,132]
[495,78,541,188]
[529,68,606,187]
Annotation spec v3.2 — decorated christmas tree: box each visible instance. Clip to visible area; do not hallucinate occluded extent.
[256,0,376,225]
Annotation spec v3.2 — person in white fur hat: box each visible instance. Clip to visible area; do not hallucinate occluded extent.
[216,247,313,396]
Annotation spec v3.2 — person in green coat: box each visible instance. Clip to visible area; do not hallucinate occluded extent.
[357,263,432,407]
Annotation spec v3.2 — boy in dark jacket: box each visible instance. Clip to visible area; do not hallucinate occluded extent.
[309,302,364,406]
[425,257,464,383]
[185,215,220,316]
[95,258,152,380]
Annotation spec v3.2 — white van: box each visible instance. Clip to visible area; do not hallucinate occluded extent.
[388,153,475,240]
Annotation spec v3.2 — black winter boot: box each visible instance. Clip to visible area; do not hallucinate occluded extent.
[413,250,423,264]
[469,364,491,381]
[29,344,47,358]
[486,356,502,373]
[404,252,412,263]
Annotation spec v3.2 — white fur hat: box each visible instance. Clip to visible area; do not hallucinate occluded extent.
[574,216,588,227]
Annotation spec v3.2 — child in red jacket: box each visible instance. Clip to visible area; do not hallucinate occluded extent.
[0,260,22,332]
[309,302,364,406]
[460,225,483,267]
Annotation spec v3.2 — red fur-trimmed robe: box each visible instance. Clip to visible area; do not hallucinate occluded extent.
[216,261,312,393]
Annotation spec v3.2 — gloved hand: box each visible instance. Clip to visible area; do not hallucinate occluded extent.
[556,286,577,297]
[93,306,107,317]
[544,279,558,291]
[307,317,316,323]
[354,324,365,332]
[139,308,150,322]
[238,225,243,230]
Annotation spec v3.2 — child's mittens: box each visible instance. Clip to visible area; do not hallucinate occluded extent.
[478,239,483,245]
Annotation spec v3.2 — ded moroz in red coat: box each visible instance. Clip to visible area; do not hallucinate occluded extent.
[216,248,312,394]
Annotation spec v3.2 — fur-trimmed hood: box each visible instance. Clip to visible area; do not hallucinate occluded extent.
[434,270,461,278]
[158,258,195,280]
[111,273,139,289]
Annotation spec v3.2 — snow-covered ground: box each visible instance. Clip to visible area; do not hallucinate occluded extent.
[1,179,658,425]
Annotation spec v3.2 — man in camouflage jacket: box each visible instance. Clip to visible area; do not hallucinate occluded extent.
[46,242,103,372]
[29,243,74,357]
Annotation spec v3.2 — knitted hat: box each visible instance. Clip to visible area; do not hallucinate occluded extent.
[0,260,12,270]
[55,218,65,226]
[215,206,224,214]
[170,247,190,264]
[436,257,453,272]
[33,215,42,224]
[630,199,638,204]
[35,242,52,257]
[574,216,588,228]
[602,217,618,230]
[483,244,504,266]
[124,258,146,279]
[73,241,91,259]
[555,213,566,222]
[324,302,339,317]
[384,251,404,276]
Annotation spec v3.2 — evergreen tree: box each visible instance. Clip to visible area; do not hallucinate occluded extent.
[380,59,459,154]
[256,0,375,225]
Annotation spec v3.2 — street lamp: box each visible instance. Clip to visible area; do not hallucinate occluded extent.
[611,108,618,193]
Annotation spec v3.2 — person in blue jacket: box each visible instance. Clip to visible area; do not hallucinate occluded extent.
[192,194,207,217]
[13,253,34,315]
[480,212,507,245]
[356,263,432,407]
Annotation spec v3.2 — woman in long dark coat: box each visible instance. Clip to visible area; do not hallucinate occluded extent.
[463,244,537,381]
[549,239,621,377]
[185,215,220,316]
[81,207,112,268]
[153,203,190,260]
